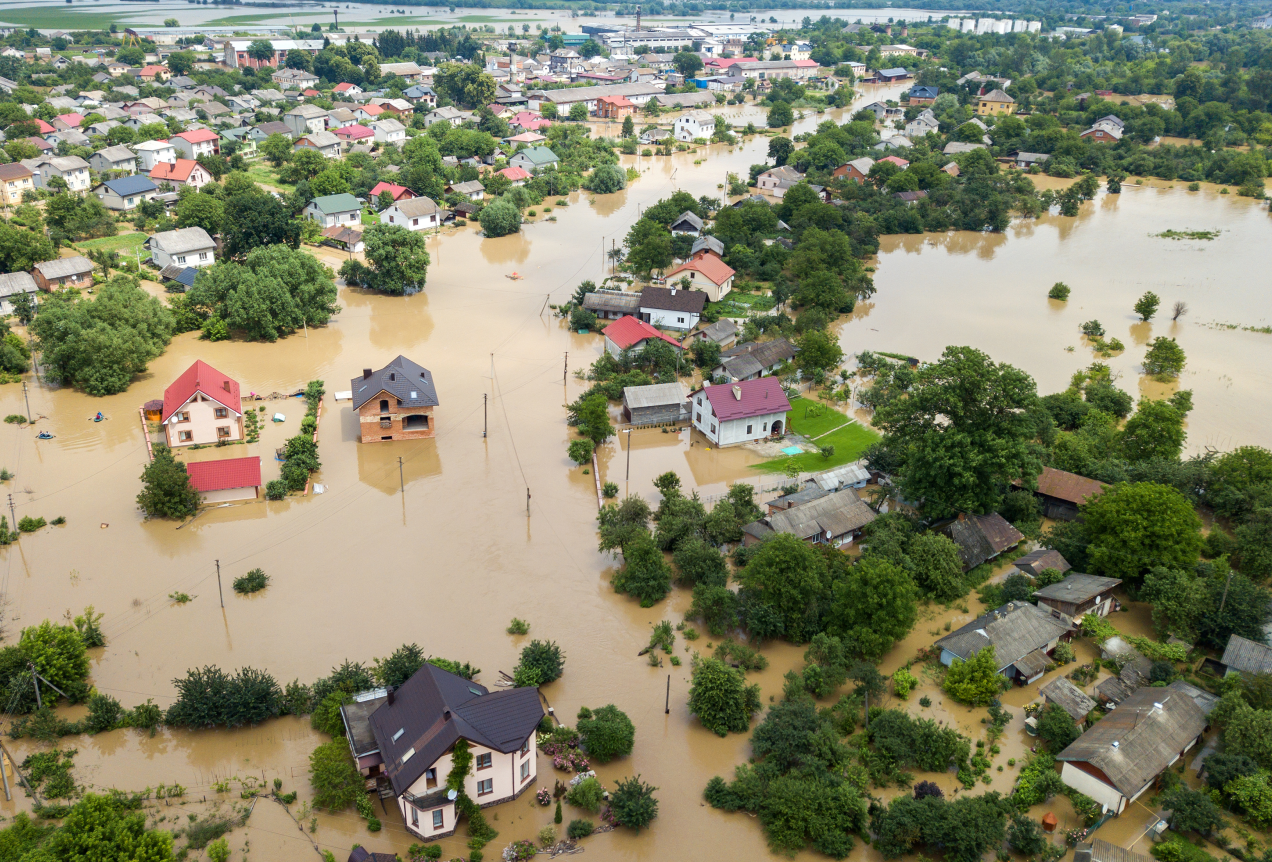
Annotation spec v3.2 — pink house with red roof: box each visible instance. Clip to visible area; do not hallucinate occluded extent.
[162,360,245,448]
[602,316,684,359]
[664,255,736,302]
[878,155,909,169]
[335,124,374,144]
[333,82,363,96]
[170,128,220,160]
[497,165,532,185]
[689,377,791,447]
[186,457,262,503]
[150,159,212,191]
[510,112,551,131]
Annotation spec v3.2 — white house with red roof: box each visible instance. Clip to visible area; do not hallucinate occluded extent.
[162,360,245,448]
[170,129,220,160]
[186,456,261,503]
[664,255,736,302]
[689,377,791,447]
[497,165,532,185]
[334,124,374,146]
[332,82,364,98]
[602,315,684,359]
[149,159,212,192]
[369,181,416,204]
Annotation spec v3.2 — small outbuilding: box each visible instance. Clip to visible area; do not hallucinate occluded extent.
[622,382,687,426]
[1022,466,1107,520]
[582,289,641,320]
[1217,635,1272,677]
[945,512,1024,571]
[1015,549,1071,578]
[1034,574,1122,621]
[185,456,262,503]
[1039,677,1096,724]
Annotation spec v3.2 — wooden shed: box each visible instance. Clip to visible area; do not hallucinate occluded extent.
[622,382,687,426]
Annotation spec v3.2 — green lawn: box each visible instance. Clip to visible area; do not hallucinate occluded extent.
[785,396,853,439]
[75,233,148,254]
[0,8,126,29]
[706,291,776,318]
[756,421,880,474]
[361,207,380,225]
[243,164,292,191]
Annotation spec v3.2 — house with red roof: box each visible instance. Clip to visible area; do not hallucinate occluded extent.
[663,255,736,302]
[369,181,416,204]
[149,159,212,192]
[170,128,220,160]
[137,65,169,82]
[688,376,791,447]
[333,82,363,97]
[303,88,321,98]
[34,119,55,135]
[596,95,634,119]
[52,113,84,130]
[161,360,245,448]
[510,112,551,132]
[185,456,262,503]
[497,165,532,185]
[878,155,910,169]
[355,104,386,122]
[334,124,375,145]
[504,131,546,146]
[601,316,684,359]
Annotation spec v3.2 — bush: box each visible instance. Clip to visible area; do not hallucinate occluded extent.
[577,704,635,763]
[507,618,530,635]
[602,482,619,498]
[515,640,565,685]
[232,568,269,594]
[1048,282,1071,300]
[610,774,659,832]
[567,819,594,839]
[1080,320,1105,337]
[264,480,288,500]
[136,446,199,519]
[565,777,604,812]
[892,666,918,699]
[567,438,595,466]
[308,740,362,810]
[584,164,626,194]
[479,197,522,237]
[84,692,123,733]
[688,657,761,736]
[165,665,282,728]
[17,516,45,532]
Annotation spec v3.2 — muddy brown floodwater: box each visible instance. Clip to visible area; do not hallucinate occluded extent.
[0,81,1265,860]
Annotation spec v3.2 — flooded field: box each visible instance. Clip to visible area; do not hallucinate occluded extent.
[0,81,1266,860]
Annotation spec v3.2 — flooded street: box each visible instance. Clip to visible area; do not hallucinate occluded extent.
[0,79,1265,859]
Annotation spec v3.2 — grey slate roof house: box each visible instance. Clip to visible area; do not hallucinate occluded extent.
[945,512,1024,571]
[1033,574,1122,621]
[691,235,725,258]
[1056,682,1207,815]
[1075,839,1152,862]
[582,289,641,320]
[714,338,797,383]
[1039,677,1097,724]
[351,356,440,443]
[89,144,137,174]
[146,226,216,269]
[935,601,1073,684]
[1015,549,1071,578]
[744,489,876,549]
[668,210,703,235]
[33,256,93,290]
[694,318,738,348]
[1218,635,1272,677]
[623,382,687,426]
[0,271,37,316]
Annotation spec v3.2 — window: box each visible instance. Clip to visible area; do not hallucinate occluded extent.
[424,767,438,788]
[392,728,405,742]
[389,215,395,223]
[179,411,191,422]
[695,413,701,424]
[520,760,530,781]
[677,316,685,323]
[412,218,419,226]
[476,753,492,770]
[763,422,768,432]
[176,255,186,264]
[520,740,530,756]
[199,252,208,261]
[411,807,419,827]
[709,423,716,433]
[746,424,752,434]
[178,430,192,442]
[432,809,444,829]
[217,426,231,438]
[477,779,493,796]
[214,407,228,419]
[696,397,702,406]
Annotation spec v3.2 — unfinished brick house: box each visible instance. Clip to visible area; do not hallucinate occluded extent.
[352,356,439,443]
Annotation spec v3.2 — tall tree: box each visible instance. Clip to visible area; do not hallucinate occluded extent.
[873,346,1042,515]
[1082,482,1203,582]
[339,223,430,295]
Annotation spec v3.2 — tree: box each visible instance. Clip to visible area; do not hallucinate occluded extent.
[1143,336,1187,379]
[610,775,658,832]
[221,190,300,259]
[342,223,430,295]
[906,533,966,602]
[1160,784,1226,834]
[873,346,1041,515]
[136,447,200,520]
[673,537,728,586]
[515,640,564,685]
[246,40,276,64]
[585,164,626,194]
[1135,291,1161,321]
[19,620,89,695]
[577,705,635,762]
[372,643,426,688]
[825,556,917,661]
[688,657,760,736]
[795,329,844,374]
[479,197,522,237]
[435,62,496,109]
[574,393,613,445]
[0,221,54,273]
[31,276,175,395]
[767,101,794,128]
[310,168,350,197]
[612,531,672,606]
[175,191,224,236]
[621,115,635,137]
[309,740,363,810]
[187,245,339,341]
[39,794,175,861]
[943,646,1008,705]
[1196,561,1272,650]
[673,51,704,79]
[735,534,828,643]
[1035,702,1081,752]
[767,136,794,166]
[1142,566,1206,640]
[167,50,194,76]
[569,102,588,122]
[1082,482,1203,582]
[1007,816,1049,857]
[259,133,293,167]
[567,438,594,466]
[1121,399,1186,462]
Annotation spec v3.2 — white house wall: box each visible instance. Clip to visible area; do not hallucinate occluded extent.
[1059,762,1126,814]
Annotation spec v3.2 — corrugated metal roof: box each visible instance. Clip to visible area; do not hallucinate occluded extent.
[1041,677,1097,722]
[1220,635,1272,675]
[34,256,93,279]
[1034,574,1122,605]
[763,488,875,540]
[936,601,1072,668]
[1056,685,1206,798]
[623,382,685,410]
[583,290,641,315]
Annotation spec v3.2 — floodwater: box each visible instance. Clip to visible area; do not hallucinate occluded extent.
[0,79,1265,860]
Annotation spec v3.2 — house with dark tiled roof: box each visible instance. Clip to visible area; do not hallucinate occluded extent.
[351,356,440,443]
[339,663,541,842]
[936,600,1074,685]
[945,512,1024,571]
[639,285,706,331]
[713,338,796,383]
[743,487,876,548]
[1034,574,1122,622]
[161,360,244,448]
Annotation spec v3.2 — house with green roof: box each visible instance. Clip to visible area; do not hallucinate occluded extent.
[304,193,362,228]
[508,145,560,175]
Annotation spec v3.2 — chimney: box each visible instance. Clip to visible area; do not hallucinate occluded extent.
[902,25,908,37]
[443,709,451,721]
[387,687,395,705]
[363,368,373,379]
[731,385,742,401]
[886,23,892,36]
[670,288,677,296]
[222,379,231,392]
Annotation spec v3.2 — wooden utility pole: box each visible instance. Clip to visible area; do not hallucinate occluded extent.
[665,674,670,715]
[563,352,568,382]
[483,393,487,438]
[398,457,404,495]
[7,494,13,531]
[526,487,531,515]
[216,559,224,609]
[21,381,30,423]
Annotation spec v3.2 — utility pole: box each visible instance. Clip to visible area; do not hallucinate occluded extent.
[0,744,10,802]
[31,666,39,711]
[483,393,487,438]
[215,559,224,609]
[563,352,568,383]
[625,428,633,480]
[526,487,531,516]
[1218,565,1236,615]
[398,456,404,495]
[7,495,14,531]
[665,673,670,715]
[21,381,30,424]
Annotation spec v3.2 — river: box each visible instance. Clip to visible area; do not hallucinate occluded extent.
[0,81,1265,860]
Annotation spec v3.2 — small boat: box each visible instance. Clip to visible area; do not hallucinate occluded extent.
[92,412,104,422]
[36,431,53,440]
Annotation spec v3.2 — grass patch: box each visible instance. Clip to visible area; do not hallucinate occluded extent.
[361,207,380,225]
[75,233,148,254]
[705,292,776,318]
[242,164,292,191]
[784,396,852,439]
[1153,229,1219,240]
[0,8,126,28]
[755,421,880,473]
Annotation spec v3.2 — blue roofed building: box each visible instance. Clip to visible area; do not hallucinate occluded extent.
[92,174,159,211]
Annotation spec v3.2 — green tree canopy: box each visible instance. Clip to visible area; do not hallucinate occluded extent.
[688,656,761,736]
[137,446,200,520]
[188,245,340,341]
[1082,482,1203,582]
[735,534,829,643]
[942,645,1008,706]
[824,556,918,661]
[340,223,430,295]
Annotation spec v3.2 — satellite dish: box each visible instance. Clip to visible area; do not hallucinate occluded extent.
[447,789,458,801]
[824,529,832,539]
